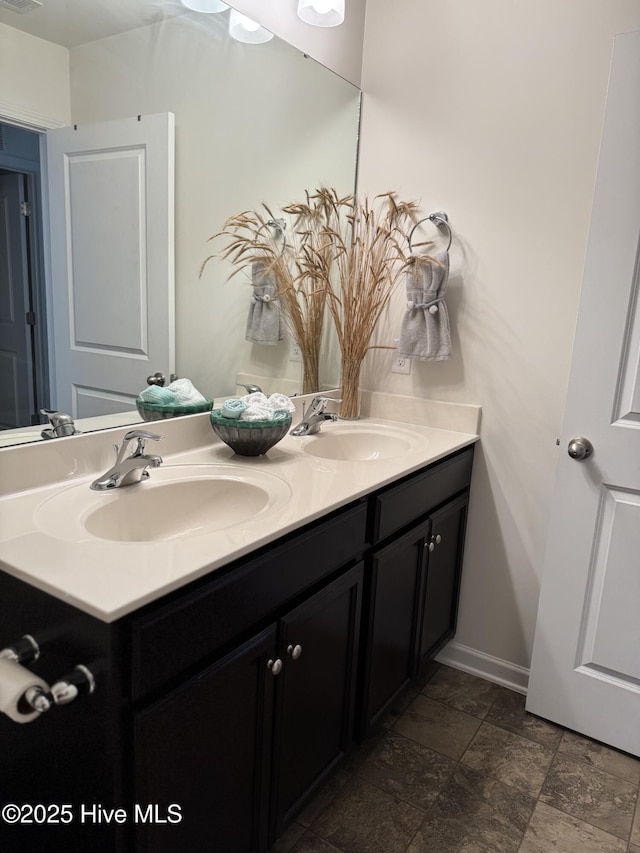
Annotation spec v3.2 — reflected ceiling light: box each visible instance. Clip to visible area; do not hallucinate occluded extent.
[228,10,273,44]
[180,0,229,12]
[297,0,345,27]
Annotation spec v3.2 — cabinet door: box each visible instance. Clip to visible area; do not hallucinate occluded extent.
[134,625,277,853]
[361,521,429,734]
[271,562,363,839]
[419,493,469,661]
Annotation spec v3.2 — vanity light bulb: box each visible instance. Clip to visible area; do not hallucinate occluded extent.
[228,10,274,43]
[180,0,229,12]
[297,0,345,27]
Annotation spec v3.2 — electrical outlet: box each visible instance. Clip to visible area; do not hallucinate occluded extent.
[290,341,303,362]
[391,355,411,375]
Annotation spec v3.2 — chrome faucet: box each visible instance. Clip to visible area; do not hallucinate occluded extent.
[40,409,81,440]
[90,430,163,491]
[290,396,340,437]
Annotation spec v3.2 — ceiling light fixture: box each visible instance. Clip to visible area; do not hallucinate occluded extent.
[297,0,344,28]
[180,0,229,12]
[228,10,273,44]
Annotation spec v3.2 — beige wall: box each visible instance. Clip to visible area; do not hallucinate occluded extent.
[358,0,640,675]
[0,22,70,128]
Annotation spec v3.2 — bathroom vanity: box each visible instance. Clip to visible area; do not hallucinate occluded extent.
[0,412,477,853]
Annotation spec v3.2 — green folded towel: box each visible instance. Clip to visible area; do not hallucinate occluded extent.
[139,386,179,405]
[222,398,247,418]
[271,410,290,422]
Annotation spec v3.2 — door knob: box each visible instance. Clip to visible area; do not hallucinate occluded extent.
[567,437,594,460]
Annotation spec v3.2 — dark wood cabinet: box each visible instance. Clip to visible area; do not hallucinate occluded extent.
[360,447,473,738]
[0,444,474,853]
[419,493,469,661]
[362,521,429,731]
[134,626,277,853]
[134,563,363,853]
[270,564,362,841]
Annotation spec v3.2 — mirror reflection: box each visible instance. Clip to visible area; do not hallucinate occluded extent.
[0,1,360,447]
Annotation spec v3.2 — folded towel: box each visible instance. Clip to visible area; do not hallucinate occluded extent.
[241,403,273,422]
[221,398,247,419]
[241,391,269,407]
[267,393,295,414]
[245,261,285,346]
[168,378,208,405]
[229,391,294,422]
[139,385,179,405]
[397,250,452,361]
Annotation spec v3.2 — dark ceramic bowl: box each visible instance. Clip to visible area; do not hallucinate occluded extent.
[209,409,291,456]
[136,396,213,421]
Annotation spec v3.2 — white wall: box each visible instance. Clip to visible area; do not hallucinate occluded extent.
[0,22,70,128]
[358,0,640,674]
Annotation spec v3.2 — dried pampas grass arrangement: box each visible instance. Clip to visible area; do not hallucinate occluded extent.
[201,187,437,417]
[287,188,425,418]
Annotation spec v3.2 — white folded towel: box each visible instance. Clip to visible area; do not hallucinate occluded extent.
[241,404,273,422]
[267,393,295,414]
[168,378,208,405]
[242,391,269,407]
[237,391,294,422]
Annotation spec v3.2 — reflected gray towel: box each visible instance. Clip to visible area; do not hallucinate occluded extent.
[397,250,452,361]
[245,261,285,346]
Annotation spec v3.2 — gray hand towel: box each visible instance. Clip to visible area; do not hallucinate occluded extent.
[245,261,285,346]
[397,250,452,361]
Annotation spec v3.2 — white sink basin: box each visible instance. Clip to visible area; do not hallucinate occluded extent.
[299,424,418,462]
[34,465,291,543]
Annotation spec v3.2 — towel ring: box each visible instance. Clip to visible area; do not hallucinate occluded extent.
[267,218,288,258]
[408,211,452,254]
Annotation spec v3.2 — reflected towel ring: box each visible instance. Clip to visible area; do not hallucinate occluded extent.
[408,211,452,254]
[267,218,288,258]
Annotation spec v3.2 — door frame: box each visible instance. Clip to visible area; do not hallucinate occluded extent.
[0,125,50,420]
[0,106,65,421]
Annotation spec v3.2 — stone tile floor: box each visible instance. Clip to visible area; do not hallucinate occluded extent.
[272,664,640,853]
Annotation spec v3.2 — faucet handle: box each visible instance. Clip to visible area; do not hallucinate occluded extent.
[308,396,341,415]
[116,429,163,462]
[123,429,164,443]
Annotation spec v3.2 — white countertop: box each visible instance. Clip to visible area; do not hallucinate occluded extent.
[0,406,479,623]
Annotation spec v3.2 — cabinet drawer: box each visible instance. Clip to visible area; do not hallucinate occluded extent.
[373,446,474,542]
[131,501,368,699]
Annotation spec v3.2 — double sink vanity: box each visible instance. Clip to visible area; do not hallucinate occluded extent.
[0,395,479,853]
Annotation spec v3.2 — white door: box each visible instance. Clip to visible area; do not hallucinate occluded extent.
[526,31,640,756]
[0,172,34,428]
[46,113,175,418]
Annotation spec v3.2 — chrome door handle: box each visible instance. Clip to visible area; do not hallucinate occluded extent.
[567,437,594,460]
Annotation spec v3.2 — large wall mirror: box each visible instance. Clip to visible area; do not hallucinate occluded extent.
[0,0,360,447]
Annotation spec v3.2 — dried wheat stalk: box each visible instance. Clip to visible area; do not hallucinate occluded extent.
[200,203,327,393]
[287,188,430,418]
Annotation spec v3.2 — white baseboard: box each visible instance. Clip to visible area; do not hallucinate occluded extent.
[436,641,529,695]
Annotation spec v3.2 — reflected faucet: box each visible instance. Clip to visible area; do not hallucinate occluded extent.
[90,430,164,491]
[290,397,340,437]
[40,409,81,440]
